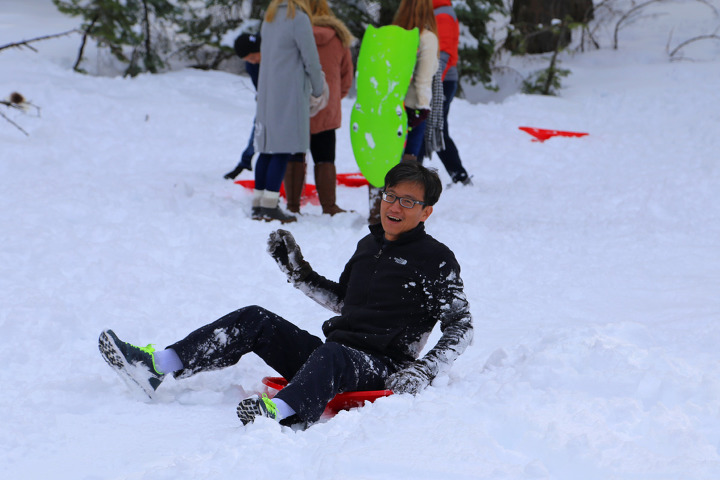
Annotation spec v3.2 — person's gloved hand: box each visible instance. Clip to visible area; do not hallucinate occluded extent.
[406,108,429,128]
[310,75,329,117]
[267,229,312,284]
[386,361,434,395]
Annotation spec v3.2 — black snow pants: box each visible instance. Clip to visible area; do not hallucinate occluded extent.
[167,305,401,423]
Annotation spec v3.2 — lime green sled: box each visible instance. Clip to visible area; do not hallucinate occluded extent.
[350,25,419,188]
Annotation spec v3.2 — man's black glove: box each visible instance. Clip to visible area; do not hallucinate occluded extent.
[386,361,434,395]
[406,108,429,128]
[267,229,312,284]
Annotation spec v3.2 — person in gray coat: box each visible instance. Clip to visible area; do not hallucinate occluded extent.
[252,0,326,223]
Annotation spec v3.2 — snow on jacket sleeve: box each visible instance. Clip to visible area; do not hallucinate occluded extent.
[293,268,346,314]
[416,257,473,380]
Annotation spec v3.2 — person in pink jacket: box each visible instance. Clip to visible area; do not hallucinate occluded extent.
[284,0,354,215]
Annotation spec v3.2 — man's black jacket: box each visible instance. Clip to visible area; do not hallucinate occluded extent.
[297,223,473,376]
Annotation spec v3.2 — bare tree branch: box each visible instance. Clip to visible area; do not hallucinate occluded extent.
[613,0,665,50]
[73,16,98,72]
[2,93,40,136]
[669,33,720,58]
[0,109,29,136]
[0,29,78,53]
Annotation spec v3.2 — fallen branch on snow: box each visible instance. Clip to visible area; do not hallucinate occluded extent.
[1,92,41,137]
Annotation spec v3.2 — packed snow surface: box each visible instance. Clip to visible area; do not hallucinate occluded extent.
[1,1,719,479]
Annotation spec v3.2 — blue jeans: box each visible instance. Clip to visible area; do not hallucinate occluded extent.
[254,153,302,192]
[404,118,427,157]
[418,80,469,183]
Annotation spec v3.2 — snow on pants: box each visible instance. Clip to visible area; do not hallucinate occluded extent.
[167,305,400,423]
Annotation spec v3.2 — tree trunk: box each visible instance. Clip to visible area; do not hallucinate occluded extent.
[506,0,594,53]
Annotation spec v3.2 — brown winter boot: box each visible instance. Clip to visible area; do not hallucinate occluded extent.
[283,159,306,213]
[315,162,346,215]
[402,153,418,163]
[368,185,382,225]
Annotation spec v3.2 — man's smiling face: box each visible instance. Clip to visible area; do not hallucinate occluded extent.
[380,181,433,241]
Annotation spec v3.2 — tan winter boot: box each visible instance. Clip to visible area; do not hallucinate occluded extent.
[315,162,346,216]
[283,159,306,213]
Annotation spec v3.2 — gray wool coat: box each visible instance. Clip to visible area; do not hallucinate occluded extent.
[254,5,324,154]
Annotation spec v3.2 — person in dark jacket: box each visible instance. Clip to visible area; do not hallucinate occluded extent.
[98,162,473,427]
[223,32,262,180]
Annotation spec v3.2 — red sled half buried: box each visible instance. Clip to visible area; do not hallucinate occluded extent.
[519,126,589,142]
[262,376,393,415]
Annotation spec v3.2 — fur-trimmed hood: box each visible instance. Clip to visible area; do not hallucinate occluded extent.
[312,15,354,48]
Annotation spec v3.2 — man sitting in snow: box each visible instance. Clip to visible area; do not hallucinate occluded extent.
[99,162,473,427]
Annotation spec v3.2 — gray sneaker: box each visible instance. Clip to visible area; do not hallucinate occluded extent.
[98,329,165,398]
[237,394,280,425]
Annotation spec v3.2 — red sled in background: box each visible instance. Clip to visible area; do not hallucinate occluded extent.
[519,126,589,142]
[235,172,369,207]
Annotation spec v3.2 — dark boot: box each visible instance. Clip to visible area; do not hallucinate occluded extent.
[368,186,382,225]
[224,164,246,180]
[261,206,297,224]
[260,191,297,224]
[283,159,306,213]
[315,163,346,215]
[223,156,253,180]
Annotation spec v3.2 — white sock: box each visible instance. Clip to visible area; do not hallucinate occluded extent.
[152,348,183,374]
[271,397,296,420]
[260,190,280,209]
[252,189,263,207]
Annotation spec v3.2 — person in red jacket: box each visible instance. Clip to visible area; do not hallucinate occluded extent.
[419,0,472,186]
[284,0,354,215]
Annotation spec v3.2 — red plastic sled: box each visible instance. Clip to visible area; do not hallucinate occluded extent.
[262,376,393,414]
[519,126,589,142]
[336,172,369,187]
[235,180,320,206]
[234,173,368,207]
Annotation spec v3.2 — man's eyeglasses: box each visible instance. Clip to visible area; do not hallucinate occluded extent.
[381,191,426,209]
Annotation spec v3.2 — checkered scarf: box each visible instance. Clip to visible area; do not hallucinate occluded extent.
[424,66,445,157]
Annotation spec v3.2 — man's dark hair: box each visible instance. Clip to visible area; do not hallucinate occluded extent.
[384,162,443,206]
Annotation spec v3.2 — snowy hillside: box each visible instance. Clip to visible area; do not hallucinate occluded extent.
[1,1,720,479]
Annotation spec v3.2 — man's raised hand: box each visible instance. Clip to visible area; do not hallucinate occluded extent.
[267,229,311,284]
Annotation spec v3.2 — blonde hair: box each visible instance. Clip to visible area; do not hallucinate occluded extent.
[308,0,332,17]
[392,0,438,36]
[265,0,313,22]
